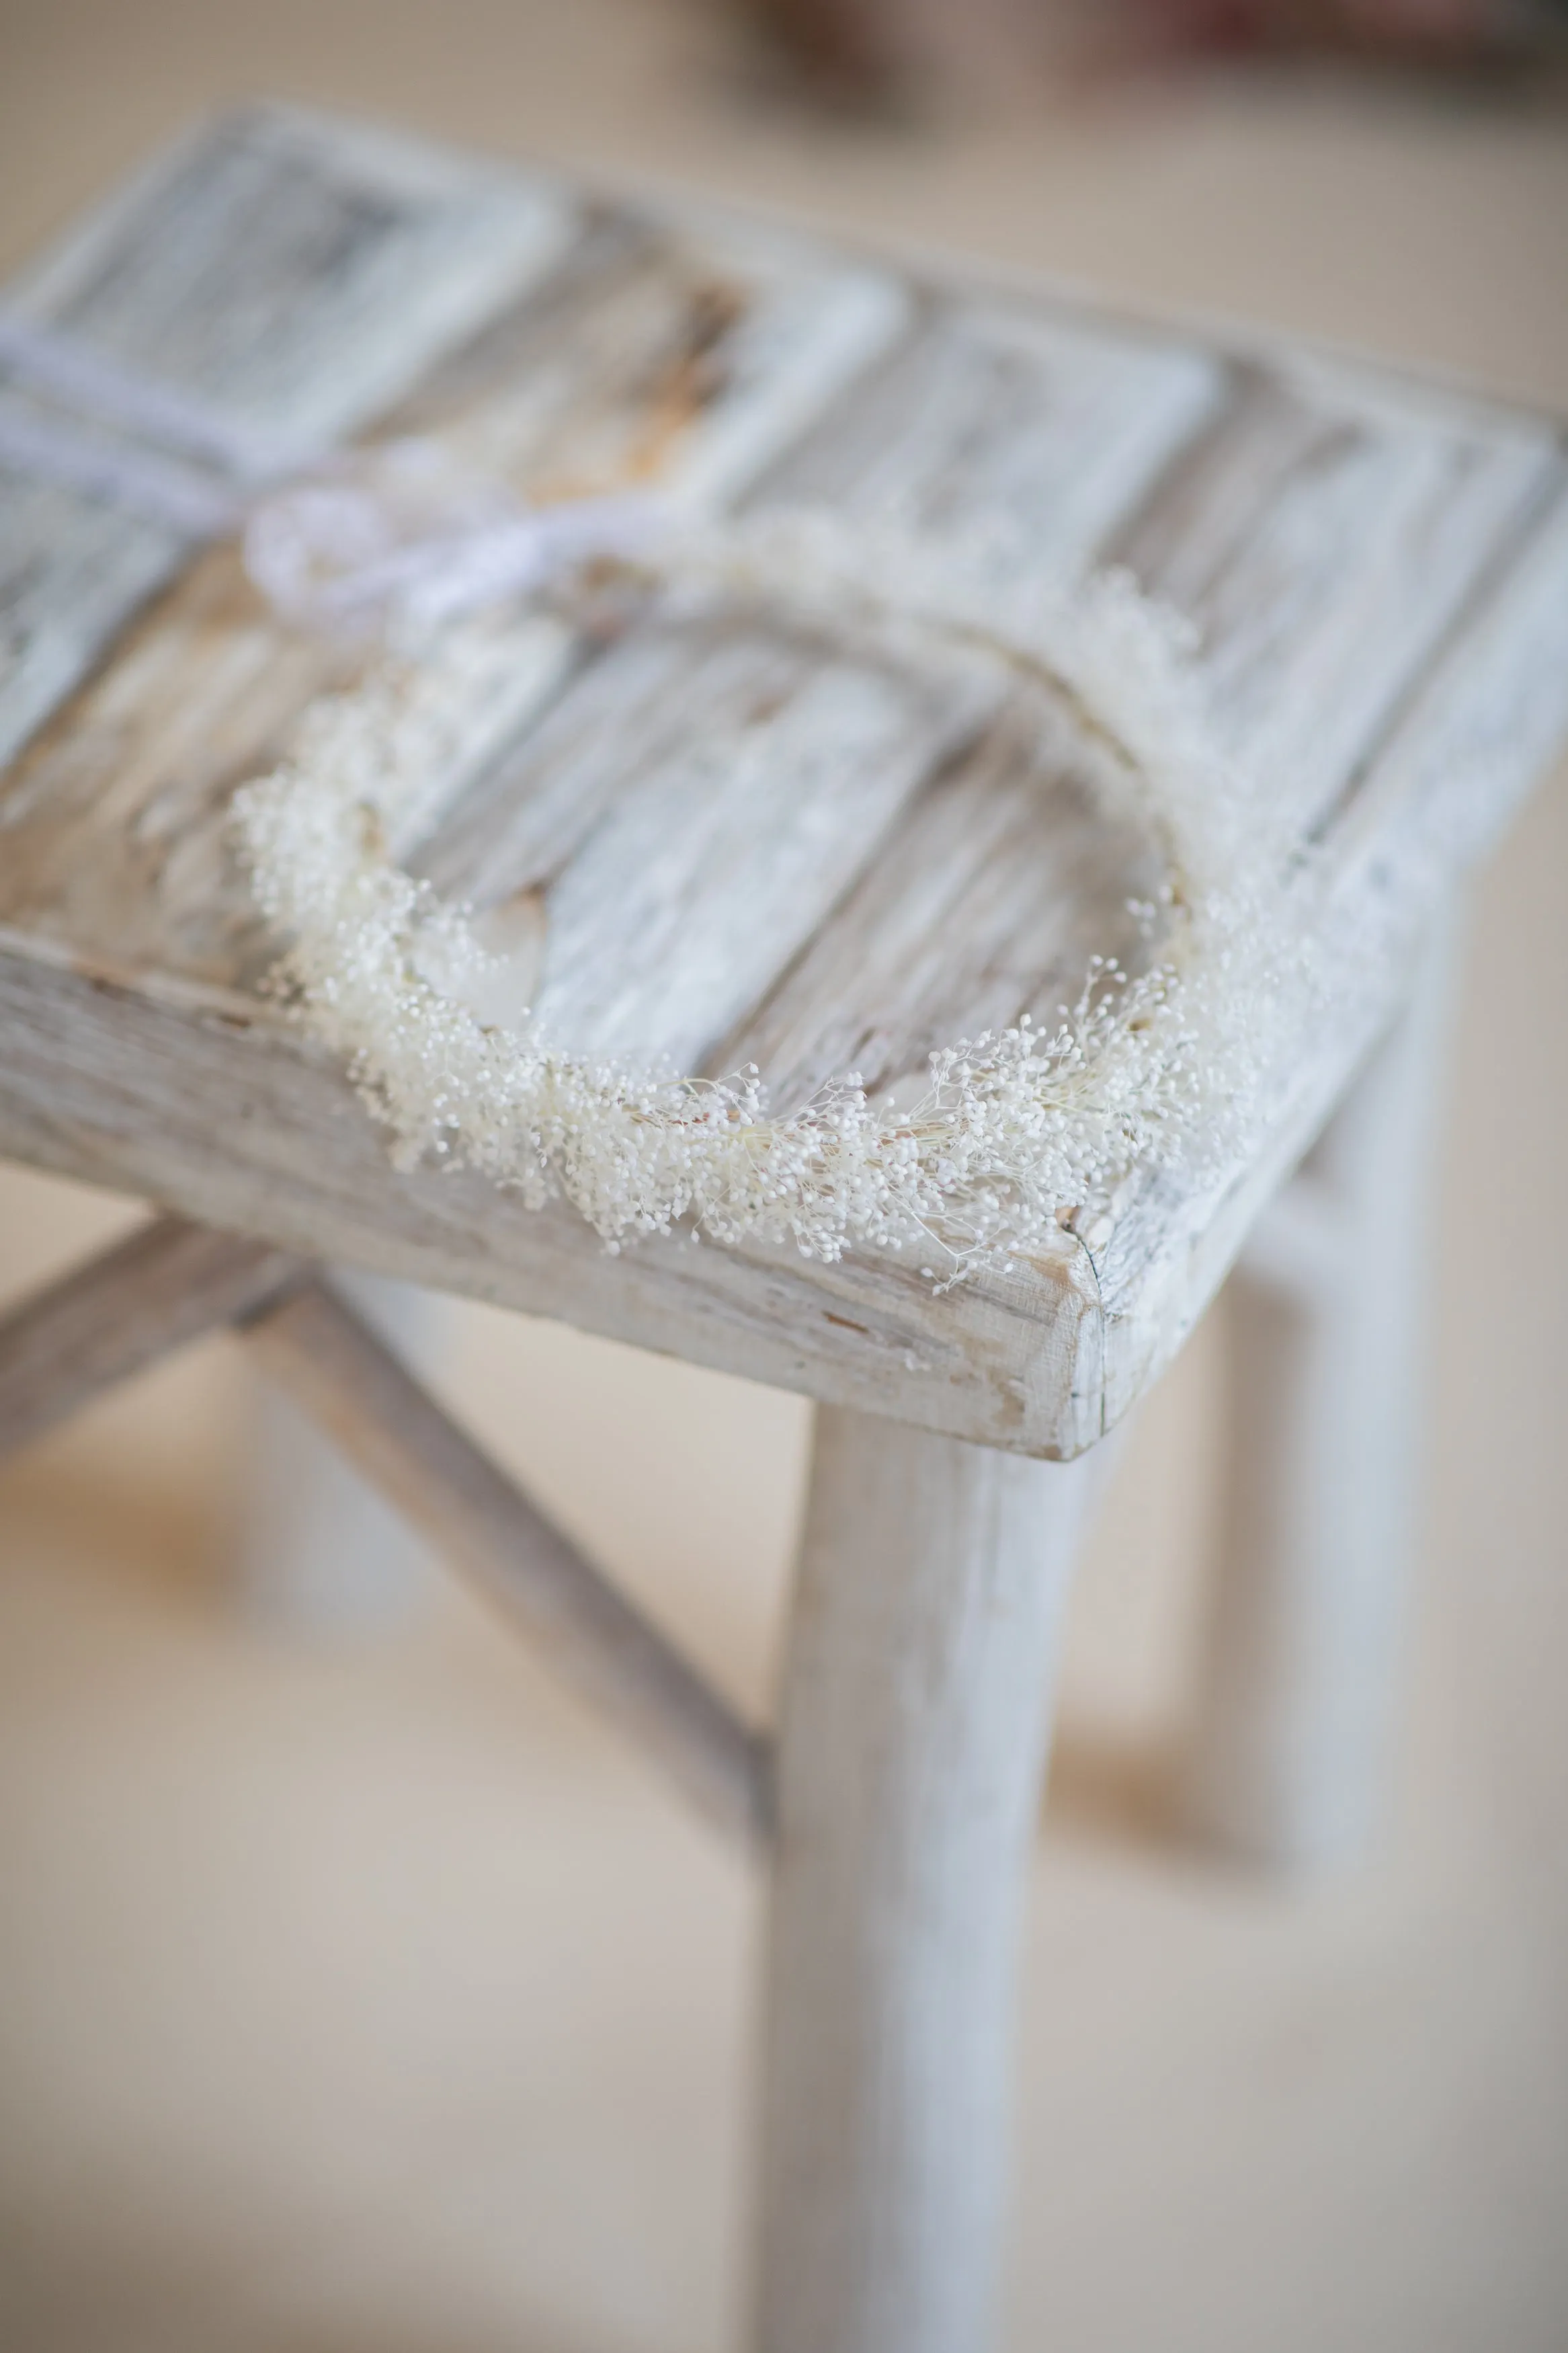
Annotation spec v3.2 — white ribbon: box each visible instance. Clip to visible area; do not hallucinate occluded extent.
[0,311,669,629]
[242,442,669,633]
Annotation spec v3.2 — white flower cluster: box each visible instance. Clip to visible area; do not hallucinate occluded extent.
[235,512,1365,1281]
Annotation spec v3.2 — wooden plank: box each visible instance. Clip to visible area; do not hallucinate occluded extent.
[712,692,1169,1113]
[390,199,905,513]
[0,565,575,991]
[0,471,192,789]
[0,104,574,773]
[0,934,1105,1459]
[417,296,1223,1085]
[713,354,1559,1117]
[247,1278,772,1846]
[1327,473,1568,900]
[630,297,1216,1107]
[753,294,1223,577]
[757,303,1555,857]
[418,614,999,1075]
[0,1211,300,1464]
[0,184,906,990]
[1103,360,1561,836]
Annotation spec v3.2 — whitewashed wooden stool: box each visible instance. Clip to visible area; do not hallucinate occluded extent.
[1,106,1565,2353]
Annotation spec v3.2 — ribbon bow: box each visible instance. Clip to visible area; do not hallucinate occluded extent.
[0,313,669,631]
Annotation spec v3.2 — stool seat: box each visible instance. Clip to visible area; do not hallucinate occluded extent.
[2,103,1566,1459]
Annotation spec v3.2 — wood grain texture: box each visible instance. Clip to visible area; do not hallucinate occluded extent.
[245,1277,771,1847]
[1332,475,1568,893]
[415,296,1224,1096]
[417,612,1002,1075]
[0,1210,299,1463]
[389,197,905,514]
[0,104,573,774]
[0,161,906,992]
[712,690,1168,1113]
[1102,360,1560,837]
[1,111,1566,1455]
[753,292,1223,577]
[1086,467,1568,1438]
[0,933,1106,1457]
[682,325,1557,1121]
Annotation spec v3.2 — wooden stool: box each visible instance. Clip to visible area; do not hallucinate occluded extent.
[2,105,1565,2353]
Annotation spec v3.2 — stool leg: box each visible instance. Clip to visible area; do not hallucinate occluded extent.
[754,1406,1098,2353]
[1179,921,1460,1868]
[235,1270,445,1628]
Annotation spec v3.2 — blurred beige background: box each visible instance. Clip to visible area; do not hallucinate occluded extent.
[1,5,1567,2350]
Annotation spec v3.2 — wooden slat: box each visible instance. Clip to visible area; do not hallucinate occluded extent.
[0,936,1106,1459]
[0,566,576,992]
[419,298,1223,1086]
[756,303,1557,858]
[753,294,1223,577]
[1329,475,1568,899]
[0,1211,300,1464]
[390,198,905,512]
[643,298,1220,1105]
[0,104,574,773]
[1103,360,1561,835]
[0,472,191,790]
[0,182,905,990]
[708,350,1558,1111]
[712,693,1167,1113]
[245,1278,772,1847]
[526,633,981,1076]
[6,107,569,444]
[418,614,999,1074]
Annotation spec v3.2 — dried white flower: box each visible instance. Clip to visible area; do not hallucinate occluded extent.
[235,510,1391,1282]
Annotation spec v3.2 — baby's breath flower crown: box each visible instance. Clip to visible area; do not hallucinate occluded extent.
[235,510,1341,1282]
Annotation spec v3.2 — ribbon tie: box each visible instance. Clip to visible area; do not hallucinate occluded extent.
[0,312,669,631]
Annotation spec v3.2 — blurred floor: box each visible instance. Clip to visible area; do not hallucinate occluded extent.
[1,4,1567,2349]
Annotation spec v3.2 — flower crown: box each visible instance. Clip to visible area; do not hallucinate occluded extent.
[236,505,1354,1284]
